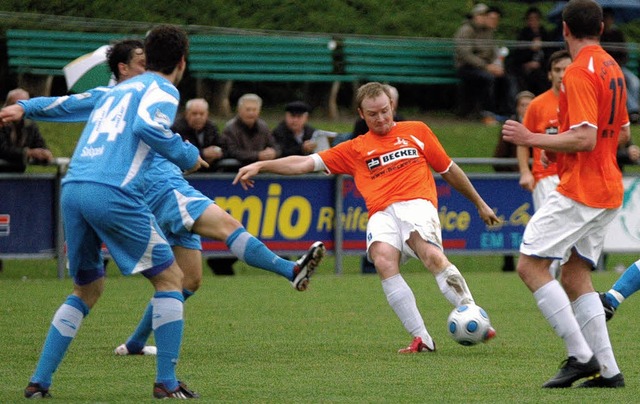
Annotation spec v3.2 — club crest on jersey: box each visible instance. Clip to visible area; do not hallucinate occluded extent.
[366,147,418,170]
[394,137,408,146]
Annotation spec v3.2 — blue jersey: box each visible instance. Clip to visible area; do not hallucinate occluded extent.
[20,79,211,249]
[60,72,198,194]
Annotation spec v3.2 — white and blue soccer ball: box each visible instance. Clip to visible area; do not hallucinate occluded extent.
[447,304,495,346]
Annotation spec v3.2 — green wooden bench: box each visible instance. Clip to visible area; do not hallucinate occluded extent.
[341,37,459,86]
[6,29,131,95]
[187,34,351,117]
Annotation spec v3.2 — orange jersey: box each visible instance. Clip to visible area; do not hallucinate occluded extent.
[557,45,626,208]
[317,121,452,216]
[522,89,560,182]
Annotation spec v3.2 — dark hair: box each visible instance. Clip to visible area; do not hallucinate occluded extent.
[487,6,503,17]
[106,39,144,80]
[144,24,189,74]
[547,49,571,72]
[562,0,602,39]
[525,6,542,19]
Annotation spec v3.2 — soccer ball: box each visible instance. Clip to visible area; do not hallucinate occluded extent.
[447,304,495,346]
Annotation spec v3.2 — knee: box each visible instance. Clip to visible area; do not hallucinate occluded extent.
[182,272,202,292]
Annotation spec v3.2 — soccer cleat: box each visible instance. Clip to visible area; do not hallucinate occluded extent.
[484,327,497,342]
[24,382,52,399]
[599,292,616,322]
[398,336,436,353]
[153,381,200,399]
[542,356,600,388]
[291,241,326,291]
[578,372,625,388]
[114,343,157,356]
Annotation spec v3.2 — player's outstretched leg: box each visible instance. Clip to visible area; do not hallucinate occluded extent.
[601,259,640,321]
[225,227,325,290]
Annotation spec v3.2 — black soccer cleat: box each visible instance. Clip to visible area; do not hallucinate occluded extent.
[542,356,600,388]
[153,381,200,399]
[24,382,52,399]
[291,241,326,291]
[599,292,616,322]
[578,372,625,388]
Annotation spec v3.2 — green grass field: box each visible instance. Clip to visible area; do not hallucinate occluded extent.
[5,110,640,401]
[1,256,640,402]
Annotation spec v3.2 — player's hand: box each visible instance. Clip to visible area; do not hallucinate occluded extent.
[502,120,533,147]
[184,156,209,174]
[540,150,556,168]
[628,144,640,162]
[519,171,535,192]
[478,202,501,226]
[233,163,261,190]
[0,104,25,126]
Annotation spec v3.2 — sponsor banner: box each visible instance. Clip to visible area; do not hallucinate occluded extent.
[604,177,640,252]
[0,177,55,255]
[188,174,534,254]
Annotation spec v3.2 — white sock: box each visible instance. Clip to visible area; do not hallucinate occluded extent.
[434,265,474,306]
[381,274,434,350]
[534,280,593,363]
[572,292,620,378]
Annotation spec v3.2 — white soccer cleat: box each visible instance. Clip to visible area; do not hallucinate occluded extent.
[114,343,157,356]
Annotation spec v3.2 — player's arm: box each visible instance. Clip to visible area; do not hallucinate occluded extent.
[7,88,110,124]
[440,162,500,226]
[619,124,631,146]
[516,145,534,192]
[502,120,597,153]
[233,155,316,190]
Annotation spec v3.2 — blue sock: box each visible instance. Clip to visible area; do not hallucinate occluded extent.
[125,302,153,354]
[182,289,194,301]
[126,290,194,354]
[226,228,295,280]
[153,291,184,391]
[31,295,89,388]
[607,261,640,309]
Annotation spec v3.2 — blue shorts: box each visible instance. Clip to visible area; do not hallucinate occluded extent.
[61,182,174,282]
[145,176,213,250]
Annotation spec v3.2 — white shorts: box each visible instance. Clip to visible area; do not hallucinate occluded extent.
[366,199,442,264]
[520,191,619,266]
[532,174,560,211]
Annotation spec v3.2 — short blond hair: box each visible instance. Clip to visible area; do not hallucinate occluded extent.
[355,82,392,110]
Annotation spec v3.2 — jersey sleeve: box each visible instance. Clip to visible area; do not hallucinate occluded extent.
[132,81,199,172]
[420,125,452,173]
[316,140,356,175]
[19,87,111,123]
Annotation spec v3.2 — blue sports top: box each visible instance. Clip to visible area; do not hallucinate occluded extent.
[20,72,199,194]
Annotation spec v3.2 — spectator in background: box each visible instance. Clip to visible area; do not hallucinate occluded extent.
[455,4,514,125]
[492,90,534,272]
[601,7,640,123]
[0,88,53,172]
[171,98,225,171]
[272,101,317,156]
[509,6,552,95]
[211,93,280,276]
[223,93,280,166]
